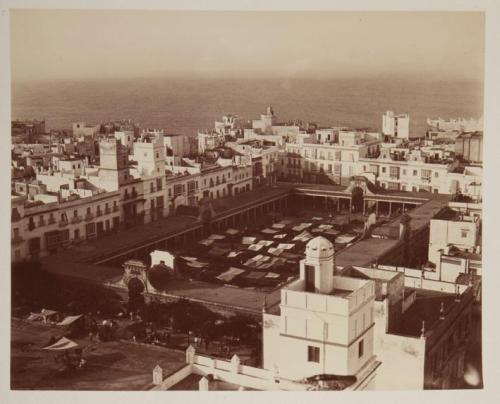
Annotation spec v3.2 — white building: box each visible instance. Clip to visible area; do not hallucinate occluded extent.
[252,105,277,134]
[197,130,226,154]
[164,133,192,166]
[428,207,481,281]
[279,130,381,185]
[382,111,410,140]
[72,122,100,137]
[11,188,122,262]
[114,130,135,154]
[262,236,379,386]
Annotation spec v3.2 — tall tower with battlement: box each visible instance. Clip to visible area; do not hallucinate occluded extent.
[98,137,130,190]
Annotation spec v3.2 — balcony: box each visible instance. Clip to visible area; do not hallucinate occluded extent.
[71,216,82,224]
[11,235,24,245]
[85,213,94,221]
[113,206,119,212]
[58,220,68,228]
[38,219,46,227]
[105,207,111,214]
[421,177,432,183]
[96,210,103,217]
[48,217,56,225]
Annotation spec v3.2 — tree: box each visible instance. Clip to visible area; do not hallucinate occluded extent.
[147,264,173,292]
[128,278,145,312]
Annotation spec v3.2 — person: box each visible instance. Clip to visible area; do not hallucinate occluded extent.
[132,335,136,343]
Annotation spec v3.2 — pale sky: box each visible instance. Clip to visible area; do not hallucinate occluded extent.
[10,10,484,83]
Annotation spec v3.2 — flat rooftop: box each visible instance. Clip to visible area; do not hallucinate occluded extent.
[11,318,186,390]
[389,288,459,338]
[336,238,399,267]
[371,195,451,238]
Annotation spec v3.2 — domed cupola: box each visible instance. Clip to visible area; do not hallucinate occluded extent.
[302,236,335,294]
[306,236,334,260]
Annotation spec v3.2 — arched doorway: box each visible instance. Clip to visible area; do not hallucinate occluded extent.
[351,186,364,213]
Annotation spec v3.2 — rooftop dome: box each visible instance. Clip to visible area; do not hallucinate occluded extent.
[306,236,334,259]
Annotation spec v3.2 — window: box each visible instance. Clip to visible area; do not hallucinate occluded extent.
[173,184,183,196]
[307,346,320,363]
[435,172,439,178]
[389,166,399,178]
[381,167,386,173]
[461,230,468,238]
[358,339,364,358]
[413,170,418,176]
[421,169,431,179]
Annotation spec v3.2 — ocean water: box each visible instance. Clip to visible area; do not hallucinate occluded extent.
[11,77,484,136]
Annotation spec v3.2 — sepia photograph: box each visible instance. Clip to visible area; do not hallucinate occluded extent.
[3,2,495,398]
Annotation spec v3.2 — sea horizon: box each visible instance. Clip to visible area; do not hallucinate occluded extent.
[11,76,484,137]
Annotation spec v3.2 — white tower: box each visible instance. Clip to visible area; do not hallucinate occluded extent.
[98,137,130,190]
[382,111,410,139]
[262,236,377,382]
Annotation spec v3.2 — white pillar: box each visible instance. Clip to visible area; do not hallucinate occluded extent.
[152,365,163,385]
[186,345,195,364]
[231,354,241,374]
[199,376,209,391]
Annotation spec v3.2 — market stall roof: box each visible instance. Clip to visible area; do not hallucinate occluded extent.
[43,337,79,351]
[57,314,83,326]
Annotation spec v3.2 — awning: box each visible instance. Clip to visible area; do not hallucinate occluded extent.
[57,314,83,326]
[43,337,79,351]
